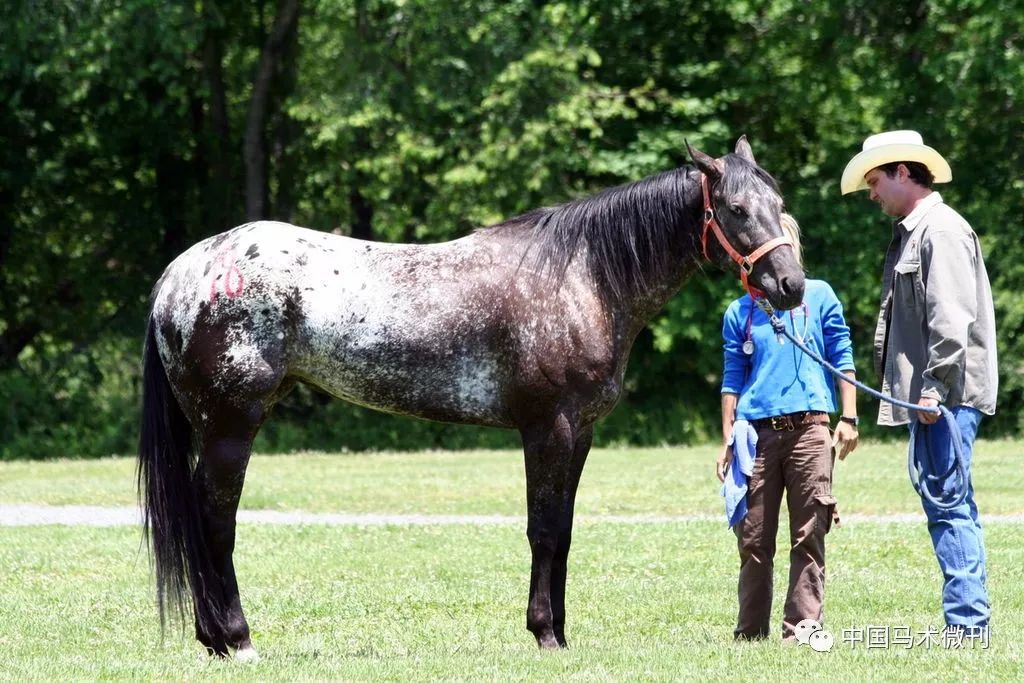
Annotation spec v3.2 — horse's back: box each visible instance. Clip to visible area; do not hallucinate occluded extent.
[282,226,518,424]
[151,221,520,426]
[151,220,624,430]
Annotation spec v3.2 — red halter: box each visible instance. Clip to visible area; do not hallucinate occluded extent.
[700,174,792,298]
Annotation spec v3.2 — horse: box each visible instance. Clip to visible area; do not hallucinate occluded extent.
[138,136,804,660]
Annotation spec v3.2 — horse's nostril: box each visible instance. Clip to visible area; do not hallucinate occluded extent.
[779,275,805,302]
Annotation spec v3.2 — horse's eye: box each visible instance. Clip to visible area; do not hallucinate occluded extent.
[729,204,746,217]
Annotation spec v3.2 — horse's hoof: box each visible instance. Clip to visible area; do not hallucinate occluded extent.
[235,645,260,663]
[554,627,568,648]
[536,633,561,650]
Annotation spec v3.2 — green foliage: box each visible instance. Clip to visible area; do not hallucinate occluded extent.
[2,0,1022,458]
[0,336,140,460]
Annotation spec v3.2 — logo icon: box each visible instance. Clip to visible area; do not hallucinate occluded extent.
[794,618,821,645]
[809,630,835,652]
[793,619,834,652]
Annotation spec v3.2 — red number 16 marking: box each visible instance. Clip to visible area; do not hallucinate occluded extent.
[209,250,245,303]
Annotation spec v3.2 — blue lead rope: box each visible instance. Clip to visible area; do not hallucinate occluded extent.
[754,299,969,510]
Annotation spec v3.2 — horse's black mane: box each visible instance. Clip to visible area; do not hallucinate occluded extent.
[484,155,779,301]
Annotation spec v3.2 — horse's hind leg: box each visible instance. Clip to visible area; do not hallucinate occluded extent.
[551,426,592,647]
[193,414,263,660]
[521,412,577,649]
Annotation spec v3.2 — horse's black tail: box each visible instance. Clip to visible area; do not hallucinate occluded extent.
[138,315,224,643]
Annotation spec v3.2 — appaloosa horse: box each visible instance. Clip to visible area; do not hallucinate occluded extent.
[139,137,803,659]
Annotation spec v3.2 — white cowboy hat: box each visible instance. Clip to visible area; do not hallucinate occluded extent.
[840,130,952,194]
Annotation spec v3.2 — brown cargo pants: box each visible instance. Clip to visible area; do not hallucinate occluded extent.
[733,419,837,640]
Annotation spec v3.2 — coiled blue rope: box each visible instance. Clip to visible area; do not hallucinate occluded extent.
[754,299,968,510]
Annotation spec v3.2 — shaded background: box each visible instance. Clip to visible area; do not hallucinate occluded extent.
[2,0,1021,458]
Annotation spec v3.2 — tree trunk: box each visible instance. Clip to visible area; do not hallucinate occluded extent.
[244,0,301,220]
[349,183,374,241]
[201,0,234,231]
[271,2,301,223]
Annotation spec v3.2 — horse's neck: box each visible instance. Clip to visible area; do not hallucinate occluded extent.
[613,188,705,336]
[614,256,702,340]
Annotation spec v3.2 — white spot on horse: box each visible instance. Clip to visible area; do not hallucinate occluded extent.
[454,356,500,413]
[234,645,260,663]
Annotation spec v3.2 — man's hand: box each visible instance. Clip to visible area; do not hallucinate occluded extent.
[831,422,859,460]
[716,444,733,483]
[917,397,941,425]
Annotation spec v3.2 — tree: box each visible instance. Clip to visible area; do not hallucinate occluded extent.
[3,0,1023,458]
[244,0,301,220]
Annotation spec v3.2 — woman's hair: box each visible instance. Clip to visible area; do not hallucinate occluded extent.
[779,213,803,267]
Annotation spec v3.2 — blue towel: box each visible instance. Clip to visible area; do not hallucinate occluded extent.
[721,419,758,527]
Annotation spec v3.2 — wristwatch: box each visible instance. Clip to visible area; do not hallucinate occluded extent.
[839,415,859,427]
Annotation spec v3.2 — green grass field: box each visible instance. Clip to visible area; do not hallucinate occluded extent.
[2,441,1023,680]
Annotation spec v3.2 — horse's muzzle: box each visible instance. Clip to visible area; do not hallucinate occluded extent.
[757,254,805,310]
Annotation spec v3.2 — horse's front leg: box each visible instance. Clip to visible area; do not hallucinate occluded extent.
[521,412,577,649]
[550,425,593,647]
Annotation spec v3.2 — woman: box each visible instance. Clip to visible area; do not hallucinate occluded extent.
[716,214,859,641]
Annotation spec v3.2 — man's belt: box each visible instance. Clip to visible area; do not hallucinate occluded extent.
[751,411,830,432]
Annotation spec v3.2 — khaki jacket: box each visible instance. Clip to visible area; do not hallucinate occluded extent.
[873,192,998,425]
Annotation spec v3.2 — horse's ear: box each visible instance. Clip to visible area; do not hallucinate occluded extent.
[686,140,724,180]
[734,135,756,164]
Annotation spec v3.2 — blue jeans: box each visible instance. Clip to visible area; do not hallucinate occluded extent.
[911,406,989,628]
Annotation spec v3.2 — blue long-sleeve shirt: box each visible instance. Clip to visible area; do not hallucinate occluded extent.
[721,279,855,420]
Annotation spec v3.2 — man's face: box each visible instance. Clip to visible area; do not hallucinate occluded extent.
[864,166,907,217]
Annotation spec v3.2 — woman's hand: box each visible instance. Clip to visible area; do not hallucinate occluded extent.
[832,422,859,460]
[716,444,734,482]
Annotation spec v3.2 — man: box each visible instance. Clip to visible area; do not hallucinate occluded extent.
[842,130,997,635]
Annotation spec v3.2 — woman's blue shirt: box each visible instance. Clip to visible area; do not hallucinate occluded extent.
[721,279,855,420]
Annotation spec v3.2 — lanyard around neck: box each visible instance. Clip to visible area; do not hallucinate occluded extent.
[745,299,809,349]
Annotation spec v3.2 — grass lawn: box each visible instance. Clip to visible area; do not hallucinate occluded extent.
[1,439,1023,516]
[1,441,1023,680]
